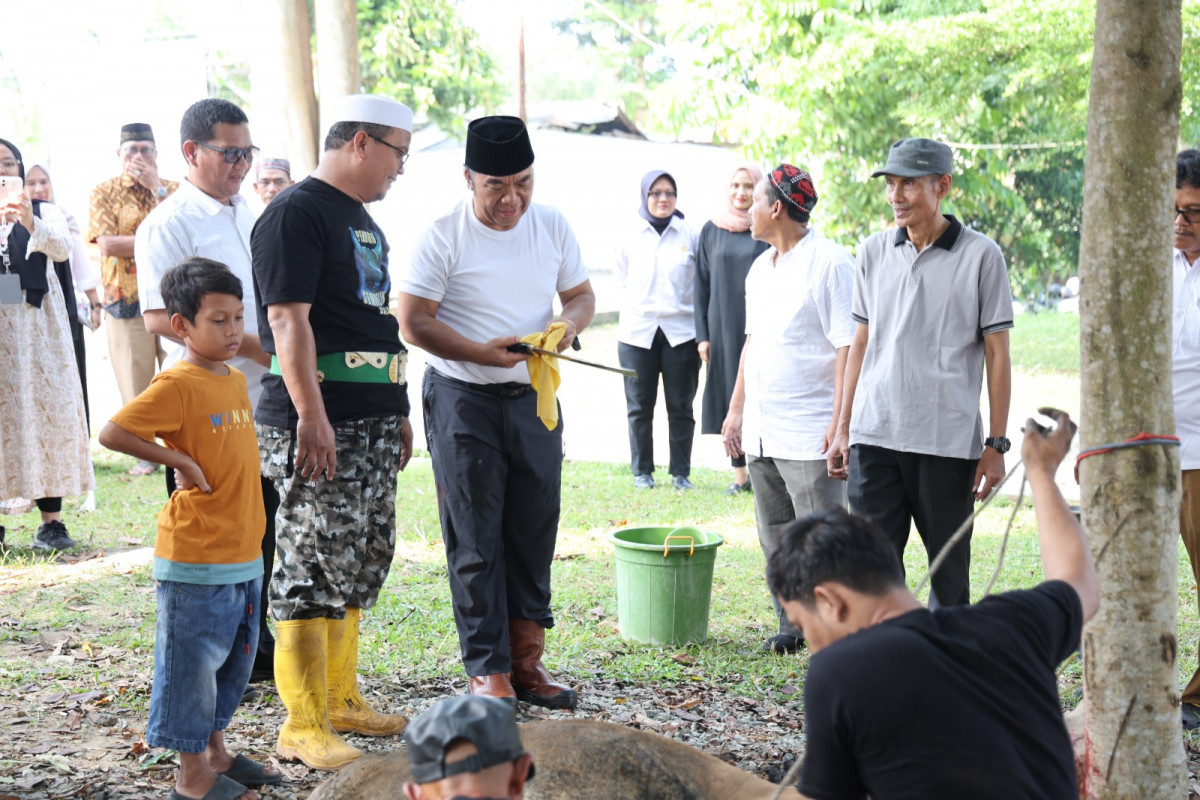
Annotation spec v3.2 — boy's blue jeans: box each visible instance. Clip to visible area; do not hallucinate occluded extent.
[146,578,261,752]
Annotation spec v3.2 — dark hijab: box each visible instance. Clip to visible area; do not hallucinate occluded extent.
[0,137,51,307]
[638,169,684,236]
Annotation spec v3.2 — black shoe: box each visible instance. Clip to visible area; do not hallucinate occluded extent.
[672,476,694,491]
[32,520,76,552]
[725,481,752,495]
[633,474,655,489]
[1183,703,1200,730]
[763,634,804,655]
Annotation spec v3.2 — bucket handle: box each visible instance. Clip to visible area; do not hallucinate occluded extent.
[663,535,695,558]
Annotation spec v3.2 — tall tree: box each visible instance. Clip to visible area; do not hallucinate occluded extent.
[316,0,362,135]
[668,0,1200,300]
[252,0,319,175]
[1076,0,1185,795]
[358,0,505,135]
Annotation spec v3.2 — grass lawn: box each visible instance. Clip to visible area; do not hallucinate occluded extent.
[3,310,1197,794]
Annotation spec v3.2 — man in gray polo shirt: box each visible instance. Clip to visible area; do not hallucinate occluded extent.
[827,138,1013,607]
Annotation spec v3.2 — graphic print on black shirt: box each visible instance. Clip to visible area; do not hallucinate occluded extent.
[351,225,390,310]
[251,177,409,427]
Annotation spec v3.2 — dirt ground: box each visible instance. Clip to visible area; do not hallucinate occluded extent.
[1,634,806,799]
[5,620,1200,799]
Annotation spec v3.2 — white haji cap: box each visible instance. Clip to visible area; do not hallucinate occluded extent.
[329,94,413,133]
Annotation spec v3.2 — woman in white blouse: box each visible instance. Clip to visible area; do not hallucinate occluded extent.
[615,170,701,491]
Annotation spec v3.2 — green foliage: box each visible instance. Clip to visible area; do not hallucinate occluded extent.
[553,0,675,124]
[357,0,506,134]
[669,0,1200,299]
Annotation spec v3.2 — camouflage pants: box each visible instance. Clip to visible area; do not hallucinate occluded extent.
[258,415,401,621]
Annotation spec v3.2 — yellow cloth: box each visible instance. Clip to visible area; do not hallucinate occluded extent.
[522,322,566,430]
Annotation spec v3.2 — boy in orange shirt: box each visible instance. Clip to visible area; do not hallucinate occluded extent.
[100,257,280,800]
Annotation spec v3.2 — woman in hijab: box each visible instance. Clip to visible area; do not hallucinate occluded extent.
[25,164,102,426]
[614,170,701,491]
[0,138,95,551]
[694,165,769,494]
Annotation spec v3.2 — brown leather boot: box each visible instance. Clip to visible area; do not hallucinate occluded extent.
[469,673,517,708]
[509,619,578,709]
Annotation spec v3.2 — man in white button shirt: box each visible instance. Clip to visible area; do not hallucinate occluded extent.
[1173,149,1200,730]
[721,164,854,654]
[135,98,276,685]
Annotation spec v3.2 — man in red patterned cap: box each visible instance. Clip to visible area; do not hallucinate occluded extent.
[398,115,594,709]
[720,165,855,655]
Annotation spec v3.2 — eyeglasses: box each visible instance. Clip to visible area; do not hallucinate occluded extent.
[367,133,409,166]
[0,159,19,172]
[648,191,677,199]
[120,144,156,158]
[1177,207,1200,225]
[193,141,260,164]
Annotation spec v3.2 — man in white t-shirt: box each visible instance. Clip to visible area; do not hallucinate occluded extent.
[134,98,276,685]
[722,165,854,654]
[397,117,595,709]
[1174,149,1200,730]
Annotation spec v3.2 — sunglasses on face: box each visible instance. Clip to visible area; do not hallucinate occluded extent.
[193,141,260,164]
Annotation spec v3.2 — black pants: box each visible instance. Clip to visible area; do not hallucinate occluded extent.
[166,469,278,659]
[618,329,700,478]
[847,444,977,608]
[423,368,562,676]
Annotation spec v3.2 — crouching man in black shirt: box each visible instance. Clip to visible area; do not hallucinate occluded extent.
[768,407,1098,800]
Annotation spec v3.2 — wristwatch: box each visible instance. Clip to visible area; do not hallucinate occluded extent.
[984,436,1011,453]
[155,186,168,200]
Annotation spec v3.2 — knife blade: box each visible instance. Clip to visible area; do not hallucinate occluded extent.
[507,342,636,377]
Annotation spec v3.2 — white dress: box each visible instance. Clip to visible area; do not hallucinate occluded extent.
[0,207,95,504]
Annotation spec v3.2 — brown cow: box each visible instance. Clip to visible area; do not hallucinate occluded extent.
[309,718,804,800]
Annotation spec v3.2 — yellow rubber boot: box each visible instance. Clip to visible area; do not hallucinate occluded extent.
[326,608,407,736]
[274,618,363,770]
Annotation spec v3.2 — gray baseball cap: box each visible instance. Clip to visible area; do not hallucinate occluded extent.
[405,695,533,784]
[870,138,954,178]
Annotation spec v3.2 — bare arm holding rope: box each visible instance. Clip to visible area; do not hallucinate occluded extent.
[1023,408,1100,622]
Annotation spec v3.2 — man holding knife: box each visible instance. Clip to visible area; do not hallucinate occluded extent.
[398,115,594,708]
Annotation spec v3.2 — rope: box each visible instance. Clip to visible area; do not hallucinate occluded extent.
[982,473,1026,598]
[770,754,805,800]
[915,460,1022,597]
[1075,433,1179,469]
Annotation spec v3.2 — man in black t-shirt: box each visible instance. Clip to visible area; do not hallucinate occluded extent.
[768,408,1097,800]
[250,94,415,772]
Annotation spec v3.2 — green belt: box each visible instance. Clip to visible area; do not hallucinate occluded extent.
[270,352,404,384]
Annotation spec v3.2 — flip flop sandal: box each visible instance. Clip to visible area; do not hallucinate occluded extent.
[166,774,248,800]
[219,753,284,786]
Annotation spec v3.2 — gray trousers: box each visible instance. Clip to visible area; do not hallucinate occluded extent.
[748,455,846,637]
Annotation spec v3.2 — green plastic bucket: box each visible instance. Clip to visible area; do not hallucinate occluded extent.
[608,525,724,646]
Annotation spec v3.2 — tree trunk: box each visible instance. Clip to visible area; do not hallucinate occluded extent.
[251,0,319,176]
[1077,1,1185,797]
[315,0,361,135]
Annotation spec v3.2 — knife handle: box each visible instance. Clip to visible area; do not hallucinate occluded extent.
[506,342,532,354]
[572,336,582,351]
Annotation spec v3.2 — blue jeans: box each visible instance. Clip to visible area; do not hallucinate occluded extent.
[146,578,261,752]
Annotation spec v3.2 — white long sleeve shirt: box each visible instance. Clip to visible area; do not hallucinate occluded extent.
[1174,248,1200,470]
[615,216,700,347]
